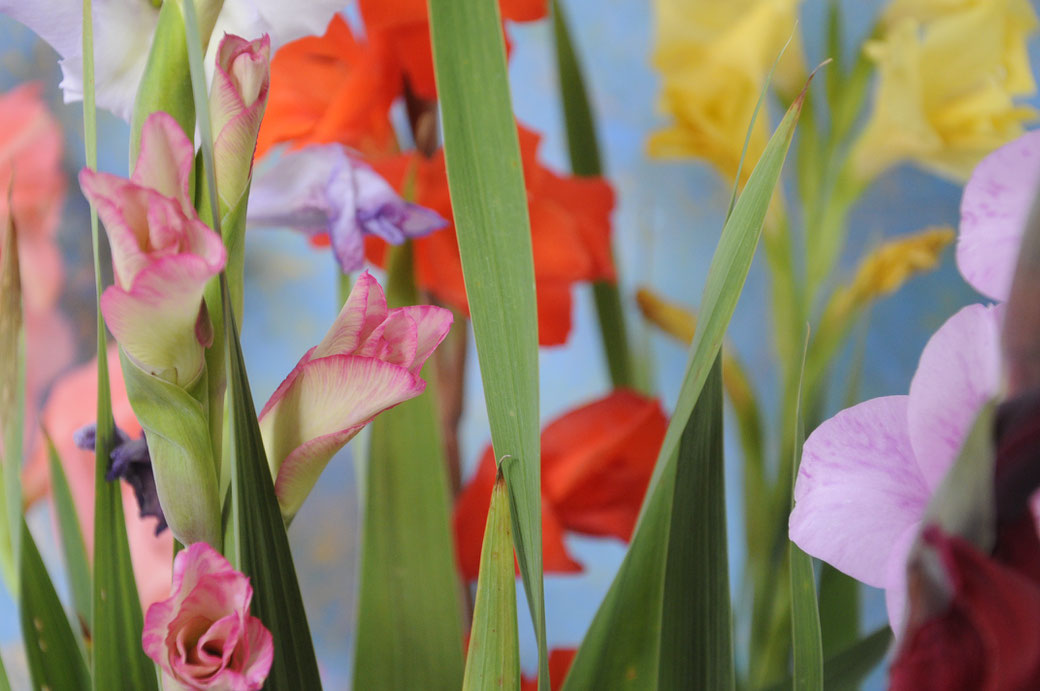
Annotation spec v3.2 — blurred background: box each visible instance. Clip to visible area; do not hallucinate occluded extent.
[1,0,1037,687]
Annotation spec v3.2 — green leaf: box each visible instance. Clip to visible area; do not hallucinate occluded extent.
[789,332,823,691]
[564,78,806,691]
[764,625,892,691]
[462,470,520,691]
[551,0,634,389]
[818,565,859,658]
[44,433,92,633]
[19,520,90,691]
[353,244,465,690]
[659,359,732,689]
[82,1,158,686]
[426,0,548,684]
[222,276,323,689]
[0,202,24,591]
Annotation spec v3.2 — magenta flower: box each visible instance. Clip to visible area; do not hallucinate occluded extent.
[210,33,270,211]
[258,271,452,518]
[247,144,447,272]
[143,542,273,691]
[79,112,226,387]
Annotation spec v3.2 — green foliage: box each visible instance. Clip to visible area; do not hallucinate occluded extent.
[426,0,548,684]
[462,472,520,691]
[353,245,465,690]
[45,434,92,632]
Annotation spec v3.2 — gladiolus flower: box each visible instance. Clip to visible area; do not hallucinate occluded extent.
[143,542,273,691]
[0,0,342,120]
[247,145,447,272]
[210,34,271,211]
[454,390,667,580]
[79,112,226,387]
[23,347,174,610]
[366,126,617,346]
[647,0,806,183]
[256,15,400,158]
[259,271,452,519]
[850,0,1038,182]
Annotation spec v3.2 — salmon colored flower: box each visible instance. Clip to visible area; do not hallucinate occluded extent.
[259,271,452,519]
[454,390,667,580]
[366,126,616,346]
[79,111,226,387]
[521,648,577,691]
[23,347,174,610]
[143,542,273,691]
[256,15,400,158]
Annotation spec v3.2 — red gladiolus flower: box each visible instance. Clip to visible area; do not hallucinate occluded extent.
[521,648,577,691]
[366,127,616,346]
[256,15,400,158]
[454,390,666,580]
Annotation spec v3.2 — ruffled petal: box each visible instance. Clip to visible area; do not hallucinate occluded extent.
[907,304,1003,491]
[312,271,388,359]
[790,396,930,588]
[131,112,196,212]
[958,130,1040,301]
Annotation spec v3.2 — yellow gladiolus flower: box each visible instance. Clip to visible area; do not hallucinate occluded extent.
[648,0,805,183]
[851,0,1038,182]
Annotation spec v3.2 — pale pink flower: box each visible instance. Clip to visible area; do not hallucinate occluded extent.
[143,542,273,691]
[79,111,226,387]
[210,33,271,210]
[259,271,453,518]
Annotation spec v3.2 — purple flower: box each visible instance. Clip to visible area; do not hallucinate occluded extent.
[74,423,167,535]
[247,144,447,272]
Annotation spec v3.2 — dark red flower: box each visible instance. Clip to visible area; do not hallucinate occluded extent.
[453,390,666,581]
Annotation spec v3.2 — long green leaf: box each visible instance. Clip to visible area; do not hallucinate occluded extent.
[426,0,547,684]
[0,201,23,591]
[764,625,892,691]
[45,433,92,632]
[789,333,823,690]
[658,359,732,689]
[81,1,156,686]
[353,244,465,690]
[551,0,634,389]
[462,470,520,691]
[564,79,806,691]
[19,520,90,691]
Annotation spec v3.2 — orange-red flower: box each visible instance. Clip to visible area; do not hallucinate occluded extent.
[256,15,400,158]
[358,0,548,99]
[521,648,577,691]
[453,390,666,580]
[365,126,616,345]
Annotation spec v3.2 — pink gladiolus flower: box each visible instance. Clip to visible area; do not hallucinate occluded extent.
[211,33,271,209]
[143,542,273,691]
[79,112,226,386]
[259,271,452,518]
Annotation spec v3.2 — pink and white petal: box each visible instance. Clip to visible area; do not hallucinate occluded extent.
[958,130,1040,301]
[261,355,426,515]
[239,616,274,688]
[390,305,454,374]
[101,251,224,386]
[790,396,930,588]
[273,425,365,520]
[78,170,152,287]
[312,271,389,358]
[366,310,418,366]
[907,303,1003,491]
[132,112,196,211]
[883,521,922,636]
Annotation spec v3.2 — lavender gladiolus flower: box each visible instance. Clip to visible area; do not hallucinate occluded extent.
[74,423,167,535]
[247,145,448,272]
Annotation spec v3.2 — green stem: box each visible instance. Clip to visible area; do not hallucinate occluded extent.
[552,0,635,389]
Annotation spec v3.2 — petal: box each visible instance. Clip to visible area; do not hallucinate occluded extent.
[958,130,1040,301]
[907,304,1003,491]
[311,271,388,359]
[385,305,453,374]
[790,396,930,588]
[884,521,923,635]
[247,144,343,235]
[260,354,426,517]
[132,112,196,212]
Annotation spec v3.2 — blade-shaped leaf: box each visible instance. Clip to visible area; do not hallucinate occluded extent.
[19,520,90,691]
[564,78,807,691]
[353,245,465,690]
[0,201,23,590]
[462,470,520,691]
[426,0,547,684]
[764,625,892,691]
[45,433,92,633]
[551,0,634,389]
